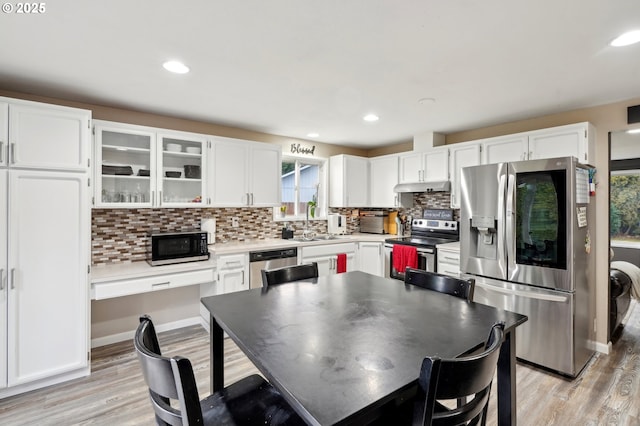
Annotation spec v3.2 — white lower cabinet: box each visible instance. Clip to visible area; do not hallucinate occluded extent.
[92,268,215,300]
[301,243,357,276]
[436,245,461,278]
[1,169,90,394]
[216,253,249,293]
[357,242,384,277]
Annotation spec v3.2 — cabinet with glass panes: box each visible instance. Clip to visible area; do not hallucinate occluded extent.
[94,121,206,208]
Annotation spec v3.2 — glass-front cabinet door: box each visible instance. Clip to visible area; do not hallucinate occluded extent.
[95,123,156,207]
[94,122,207,208]
[157,132,206,207]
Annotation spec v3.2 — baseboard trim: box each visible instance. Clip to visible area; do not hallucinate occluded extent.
[91,316,202,348]
[589,340,612,354]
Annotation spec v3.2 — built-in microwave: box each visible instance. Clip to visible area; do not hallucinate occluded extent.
[147,231,210,266]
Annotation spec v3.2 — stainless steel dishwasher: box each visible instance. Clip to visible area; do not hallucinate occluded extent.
[249,247,298,289]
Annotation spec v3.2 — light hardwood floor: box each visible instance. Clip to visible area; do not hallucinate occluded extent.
[1,302,639,425]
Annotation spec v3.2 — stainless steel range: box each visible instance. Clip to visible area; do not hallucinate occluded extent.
[384,209,459,280]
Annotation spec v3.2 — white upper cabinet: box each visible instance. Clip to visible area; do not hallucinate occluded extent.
[249,143,281,207]
[527,122,594,164]
[329,154,369,207]
[369,154,410,208]
[481,122,594,165]
[482,134,529,164]
[209,137,281,207]
[422,147,449,181]
[6,100,90,172]
[449,141,481,209]
[398,147,449,183]
[94,121,207,208]
[398,152,423,183]
[156,132,207,207]
[0,102,8,167]
[94,122,156,208]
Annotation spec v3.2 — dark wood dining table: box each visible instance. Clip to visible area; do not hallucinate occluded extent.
[201,271,527,425]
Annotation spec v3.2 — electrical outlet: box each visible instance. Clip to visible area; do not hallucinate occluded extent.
[231,217,239,228]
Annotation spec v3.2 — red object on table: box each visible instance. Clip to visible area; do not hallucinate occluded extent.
[392,245,418,273]
[336,253,347,273]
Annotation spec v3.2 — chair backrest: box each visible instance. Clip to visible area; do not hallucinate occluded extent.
[261,262,319,287]
[404,268,475,300]
[417,322,505,426]
[134,315,203,426]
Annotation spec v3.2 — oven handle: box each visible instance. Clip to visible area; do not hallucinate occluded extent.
[384,243,434,254]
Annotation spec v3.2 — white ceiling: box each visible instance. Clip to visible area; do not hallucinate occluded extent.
[1,0,639,148]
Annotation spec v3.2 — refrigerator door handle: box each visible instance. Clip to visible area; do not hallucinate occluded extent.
[497,173,507,271]
[476,281,568,303]
[505,172,516,270]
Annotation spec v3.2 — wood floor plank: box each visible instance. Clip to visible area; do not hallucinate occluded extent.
[1,302,640,425]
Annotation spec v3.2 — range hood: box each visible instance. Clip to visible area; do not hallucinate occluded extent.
[393,180,451,193]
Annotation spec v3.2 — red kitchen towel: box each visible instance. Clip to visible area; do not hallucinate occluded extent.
[392,245,418,273]
[336,253,347,273]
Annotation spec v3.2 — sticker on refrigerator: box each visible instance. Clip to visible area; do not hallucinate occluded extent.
[576,206,587,228]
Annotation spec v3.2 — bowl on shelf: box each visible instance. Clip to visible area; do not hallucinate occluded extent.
[165,171,182,178]
[184,165,201,179]
[185,147,201,154]
[166,143,182,152]
[137,169,150,177]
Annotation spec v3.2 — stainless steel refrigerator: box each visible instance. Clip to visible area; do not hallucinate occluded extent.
[460,156,594,377]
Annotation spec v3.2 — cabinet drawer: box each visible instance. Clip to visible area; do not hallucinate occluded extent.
[92,268,214,300]
[438,250,460,265]
[301,242,357,258]
[437,265,461,278]
[217,254,247,270]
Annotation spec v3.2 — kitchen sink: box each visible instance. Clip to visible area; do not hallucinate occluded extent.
[291,234,346,242]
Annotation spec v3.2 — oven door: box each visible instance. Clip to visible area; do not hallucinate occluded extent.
[386,244,435,281]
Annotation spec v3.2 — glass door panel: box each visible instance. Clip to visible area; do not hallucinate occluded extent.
[99,129,153,206]
[515,170,567,270]
[158,135,205,206]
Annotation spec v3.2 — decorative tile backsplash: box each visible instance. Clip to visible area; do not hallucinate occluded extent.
[91,192,457,265]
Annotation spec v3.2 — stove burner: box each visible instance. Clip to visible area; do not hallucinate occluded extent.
[385,218,459,248]
[384,236,457,248]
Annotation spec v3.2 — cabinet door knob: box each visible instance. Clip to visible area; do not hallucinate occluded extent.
[0,269,4,290]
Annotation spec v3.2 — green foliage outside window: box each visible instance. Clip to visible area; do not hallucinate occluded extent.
[610,174,640,241]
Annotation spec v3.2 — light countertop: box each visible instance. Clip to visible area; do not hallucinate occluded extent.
[91,233,393,283]
[436,241,460,250]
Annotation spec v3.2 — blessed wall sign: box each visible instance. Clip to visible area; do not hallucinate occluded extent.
[290,143,316,155]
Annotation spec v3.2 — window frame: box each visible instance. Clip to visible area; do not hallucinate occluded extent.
[274,156,328,222]
[610,167,640,248]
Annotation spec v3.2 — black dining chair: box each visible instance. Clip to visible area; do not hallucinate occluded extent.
[134,315,304,426]
[261,262,319,288]
[416,321,505,425]
[404,268,475,300]
[381,322,505,426]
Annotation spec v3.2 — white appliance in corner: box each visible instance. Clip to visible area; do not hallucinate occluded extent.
[201,218,216,244]
[327,214,347,234]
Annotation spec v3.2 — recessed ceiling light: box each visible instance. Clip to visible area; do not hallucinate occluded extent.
[610,30,640,47]
[627,128,640,134]
[363,114,379,122]
[163,60,190,74]
[307,132,319,138]
[418,97,436,104]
